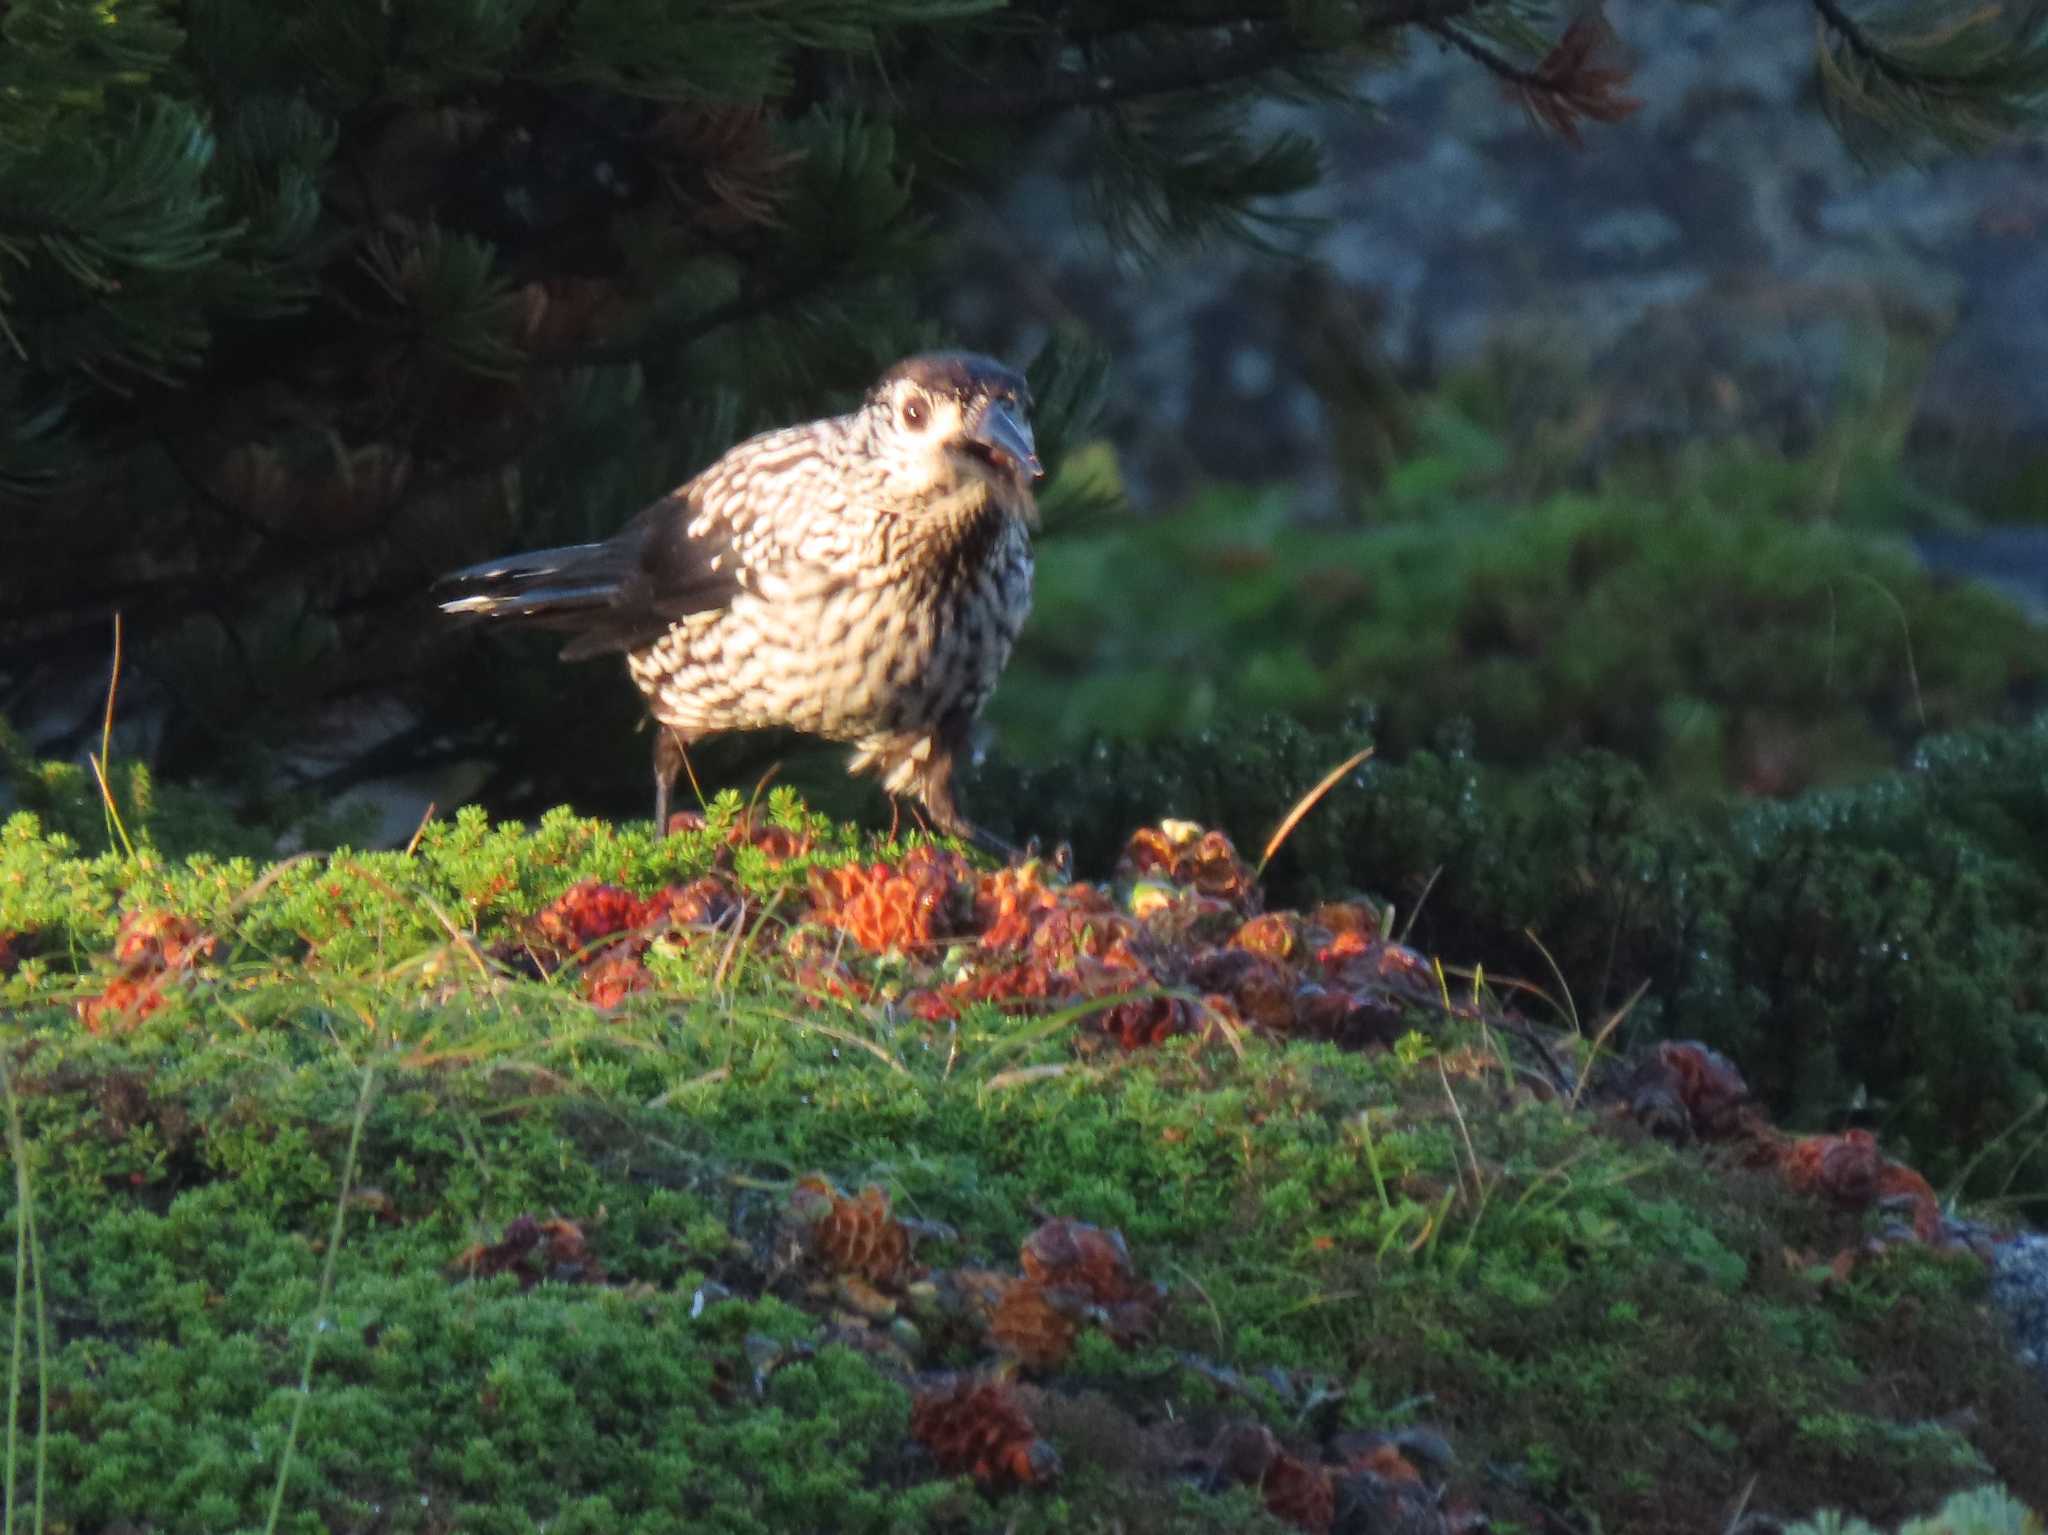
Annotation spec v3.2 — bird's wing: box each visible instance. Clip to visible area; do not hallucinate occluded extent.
[556,421,856,659]
[437,419,858,661]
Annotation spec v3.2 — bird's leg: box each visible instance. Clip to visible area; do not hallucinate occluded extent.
[652,727,696,835]
[919,731,1017,862]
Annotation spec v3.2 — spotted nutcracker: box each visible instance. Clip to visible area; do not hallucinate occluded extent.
[436,352,1042,849]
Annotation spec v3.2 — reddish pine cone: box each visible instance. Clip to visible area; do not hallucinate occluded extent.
[910,1378,1059,1490]
[791,1175,915,1286]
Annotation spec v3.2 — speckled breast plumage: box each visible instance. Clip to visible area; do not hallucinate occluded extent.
[622,419,1035,796]
[437,349,1040,841]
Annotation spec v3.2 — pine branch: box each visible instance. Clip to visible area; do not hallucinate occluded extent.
[1807,0,1915,86]
[925,0,1496,119]
[1807,0,2048,155]
[1428,12,1642,146]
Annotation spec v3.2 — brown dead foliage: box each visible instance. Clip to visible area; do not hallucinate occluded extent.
[1614,1041,1970,1264]
[1775,1129,1944,1245]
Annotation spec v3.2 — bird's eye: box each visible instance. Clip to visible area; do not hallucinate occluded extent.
[901,396,928,431]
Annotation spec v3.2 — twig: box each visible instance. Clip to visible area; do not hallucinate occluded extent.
[925,0,1496,120]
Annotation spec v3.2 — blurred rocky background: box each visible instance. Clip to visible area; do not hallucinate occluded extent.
[945,0,2048,527]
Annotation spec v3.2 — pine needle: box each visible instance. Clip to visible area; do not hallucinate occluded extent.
[1257,743,1374,877]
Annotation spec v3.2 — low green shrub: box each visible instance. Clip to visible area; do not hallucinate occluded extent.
[999,472,2044,798]
[975,713,2048,1193]
[1784,1485,2045,1534]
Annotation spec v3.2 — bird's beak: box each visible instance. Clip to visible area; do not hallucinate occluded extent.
[967,398,1043,481]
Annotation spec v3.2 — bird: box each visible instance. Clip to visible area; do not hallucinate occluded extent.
[435,351,1043,851]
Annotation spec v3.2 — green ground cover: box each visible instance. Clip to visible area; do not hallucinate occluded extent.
[2,799,2042,1533]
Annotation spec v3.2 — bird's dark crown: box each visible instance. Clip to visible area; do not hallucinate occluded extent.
[870,351,1029,408]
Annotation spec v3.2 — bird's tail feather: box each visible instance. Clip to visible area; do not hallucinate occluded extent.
[435,543,623,625]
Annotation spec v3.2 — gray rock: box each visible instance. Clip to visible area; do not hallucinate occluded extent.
[940,0,2048,508]
[1991,1230,2048,1392]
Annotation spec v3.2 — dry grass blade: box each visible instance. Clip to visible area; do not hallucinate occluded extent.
[981,1062,1089,1095]
[262,1063,376,1535]
[341,861,497,985]
[402,802,437,859]
[647,1067,731,1108]
[1,1043,51,1535]
[1720,1471,1760,1535]
[1438,1056,1484,1202]
[1567,977,1651,1112]
[227,852,323,916]
[754,1007,908,1074]
[1395,864,1442,946]
[93,612,136,861]
[1193,995,1248,1062]
[1257,743,1375,876]
[1523,928,1581,1034]
[1852,572,1926,727]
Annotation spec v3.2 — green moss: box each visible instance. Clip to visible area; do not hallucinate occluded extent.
[2,805,2044,1531]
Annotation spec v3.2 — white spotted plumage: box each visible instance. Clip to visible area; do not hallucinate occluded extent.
[442,351,1041,844]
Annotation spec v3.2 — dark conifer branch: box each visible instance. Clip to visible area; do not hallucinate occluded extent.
[927,0,1496,120]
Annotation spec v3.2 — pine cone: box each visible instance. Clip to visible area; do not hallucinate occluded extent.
[1117,822,1258,909]
[1019,1217,1165,1344]
[535,882,651,950]
[113,910,216,973]
[1625,1041,1751,1142]
[989,1278,1080,1370]
[582,948,652,1009]
[453,1214,603,1287]
[910,1378,1059,1490]
[1232,912,1300,962]
[809,849,971,954]
[642,875,741,930]
[78,973,167,1034]
[791,1175,915,1286]
[1778,1131,1884,1208]
[1263,1451,1336,1533]
[973,862,1064,950]
[79,909,218,1031]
